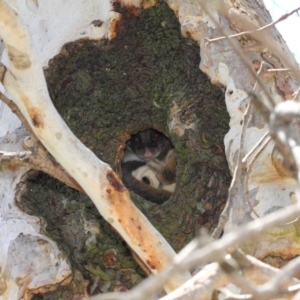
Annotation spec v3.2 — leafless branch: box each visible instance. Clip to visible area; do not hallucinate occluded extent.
[205,7,300,45]
[203,2,300,82]
[243,132,271,219]
[293,85,300,101]
[267,68,291,73]
[0,89,37,139]
[199,1,276,115]
[93,195,300,300]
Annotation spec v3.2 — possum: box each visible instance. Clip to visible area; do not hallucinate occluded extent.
[121,129,176,204]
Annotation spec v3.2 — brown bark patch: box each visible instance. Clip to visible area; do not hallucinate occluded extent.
[7,45,31,70]
[29,107,45,128]
[106,170,125,193]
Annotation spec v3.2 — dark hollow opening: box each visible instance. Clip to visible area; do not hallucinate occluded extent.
[121,128,176,204]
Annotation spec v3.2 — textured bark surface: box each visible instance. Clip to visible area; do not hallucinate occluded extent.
[20,1,231,297]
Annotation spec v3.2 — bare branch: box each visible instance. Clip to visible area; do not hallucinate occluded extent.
[205,7,300,45]
[293,85,300,101]
[258,256,300,297]
[267,68,291,73]
[269,101,300,177]
[204,5,300,81]
[243,132,271,219]
[218,287,252,300]
[199,1,276,116]
[0,89,37,139]
[0,149,31,167]
[93,197,300,300]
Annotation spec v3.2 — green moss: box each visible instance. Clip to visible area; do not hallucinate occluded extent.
[85,265,111,280]
[24,1,231,298]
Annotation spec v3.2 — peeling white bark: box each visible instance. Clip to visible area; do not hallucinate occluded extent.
[168,1,298,206]
[5,0,112,67]
[168,0,300,260]
[0,128,72,300]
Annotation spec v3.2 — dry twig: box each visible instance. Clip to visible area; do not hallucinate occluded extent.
[205,7,300,45]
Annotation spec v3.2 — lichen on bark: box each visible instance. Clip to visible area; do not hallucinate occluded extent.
[21,1,231,297]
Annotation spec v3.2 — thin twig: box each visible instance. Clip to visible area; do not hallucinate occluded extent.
[267,68,291,73]
[243,133,272,219]
[218,287,252,300]
[219,255,257,297]
[242,132,270,165]
[0,90,37,139]
[260,256,300,295]
[293,85,300,101]
[200,1,276,115]
[205,7,300,45]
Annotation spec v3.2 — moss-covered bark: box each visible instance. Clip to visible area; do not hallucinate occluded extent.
[21,1,231,298]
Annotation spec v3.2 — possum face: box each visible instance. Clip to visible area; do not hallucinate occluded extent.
[127,129,171,161]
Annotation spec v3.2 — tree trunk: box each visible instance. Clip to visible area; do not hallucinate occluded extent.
[0,0,298,299]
